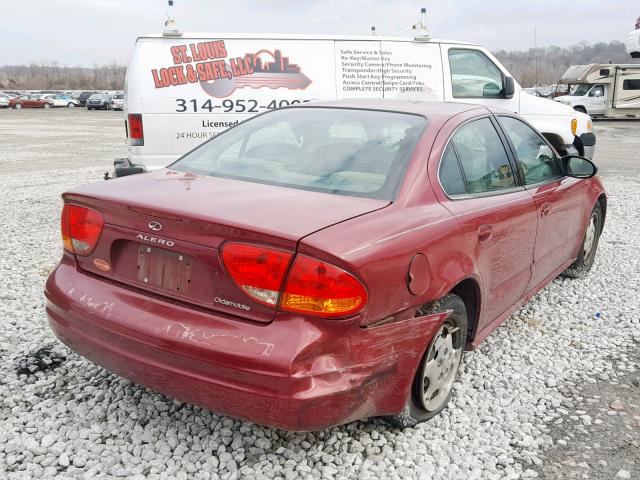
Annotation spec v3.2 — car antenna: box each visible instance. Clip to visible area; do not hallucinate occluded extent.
[163,0,183,37]
[383,7,431,40]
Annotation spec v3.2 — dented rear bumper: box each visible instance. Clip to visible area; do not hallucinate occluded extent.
[45,255,445,431]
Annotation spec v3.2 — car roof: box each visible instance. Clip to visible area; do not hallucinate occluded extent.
[288,99,502,122]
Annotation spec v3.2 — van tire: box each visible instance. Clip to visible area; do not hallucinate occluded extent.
[384,293,467,428]
[562,202,602,279]
[573,106,587,114]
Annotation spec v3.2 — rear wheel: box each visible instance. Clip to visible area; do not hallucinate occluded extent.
[385,293,467,428]
[14,103,22,109]
[87,107,93,110]
[562,202,602,278]
[67,103,75,108]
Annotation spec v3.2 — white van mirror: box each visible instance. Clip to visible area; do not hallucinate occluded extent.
[504,76,515,99]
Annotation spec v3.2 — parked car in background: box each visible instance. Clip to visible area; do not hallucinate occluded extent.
[110,93,125,110]
[86,93,113,110]
[0,92,11,108]
[9,94,54,109]
[46,100,605,431]
[75,91,95,107]
[626,16,640,58]
[38,94,80,108]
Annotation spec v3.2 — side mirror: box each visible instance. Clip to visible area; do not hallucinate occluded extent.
[562,155,597,179]
[503,76,515,99]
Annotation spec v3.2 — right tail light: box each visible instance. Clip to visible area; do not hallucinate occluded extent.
[221,243,367,318]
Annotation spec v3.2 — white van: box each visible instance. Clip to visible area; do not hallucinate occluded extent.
[625,17,640,58]
[116,32,596,176]
[554,63,640,118]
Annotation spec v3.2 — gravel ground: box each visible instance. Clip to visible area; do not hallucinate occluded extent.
[0,109,638,479]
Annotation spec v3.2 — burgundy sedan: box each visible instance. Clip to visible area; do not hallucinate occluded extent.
[45,101,605,430]
[9,94,54,109]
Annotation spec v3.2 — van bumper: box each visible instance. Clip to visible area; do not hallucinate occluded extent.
[45,256,445,431]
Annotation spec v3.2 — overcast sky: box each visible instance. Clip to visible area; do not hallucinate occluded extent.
[2,0,638,66]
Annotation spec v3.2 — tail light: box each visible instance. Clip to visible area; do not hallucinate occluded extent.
[61,204,104,255]
[128,114,144,146]
[221,243,367,317]
[281,255,367,317]
[221,243,293,306]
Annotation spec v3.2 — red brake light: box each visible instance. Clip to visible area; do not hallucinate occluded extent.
[128,114,144,146]
[221,243,293,306]
[61,204,104,255]
[281,255,367,317]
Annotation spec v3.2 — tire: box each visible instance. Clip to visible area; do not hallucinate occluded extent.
[385,293,468,428]
[14,103,22,109]
[573,106,587,114]
[87,107,93,110]
[43,102,52,109]
[67,103,75,108]
[562,202,603,278]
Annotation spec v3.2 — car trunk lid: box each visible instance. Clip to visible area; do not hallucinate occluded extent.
[64,169,389,323]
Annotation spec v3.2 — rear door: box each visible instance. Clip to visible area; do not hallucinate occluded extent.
[496,115,585,291]
[435,115,536,327]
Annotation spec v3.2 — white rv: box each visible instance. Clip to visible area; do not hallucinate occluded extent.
[554,63,640,118]
[115,30,595,176]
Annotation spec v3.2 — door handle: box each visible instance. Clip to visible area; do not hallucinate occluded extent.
[541,202,552,218]
[477,224,492,243]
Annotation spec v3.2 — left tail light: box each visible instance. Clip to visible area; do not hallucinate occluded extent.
[61,204,104,255]
[128,114,144,146]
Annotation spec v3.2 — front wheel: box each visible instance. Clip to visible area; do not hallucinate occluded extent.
[562,202,603,278]
[573,106,587,114]
[43,103,51,109]
[14,103,22,109]
[67,103,75,108]
[385,293,468,428]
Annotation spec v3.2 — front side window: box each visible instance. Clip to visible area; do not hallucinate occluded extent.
[173,108,427,200]
[589,85,604,97]
[449,49,504,98]
[498,116,562,185]
[450,118,515,193]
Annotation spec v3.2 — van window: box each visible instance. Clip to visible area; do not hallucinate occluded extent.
[622,79,640,90]
[498,117,562,185]
[173,108,427,200]
[448,49,504,98]
[439,145,466,196]
[589,85,604,97]
[450,118,515,193]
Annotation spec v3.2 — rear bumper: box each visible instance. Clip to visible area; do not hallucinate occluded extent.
[45,257,445,430]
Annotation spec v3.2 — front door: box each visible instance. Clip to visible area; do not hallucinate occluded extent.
[436,116,537,327]
[497,115,585,291]
[586,84,606,115]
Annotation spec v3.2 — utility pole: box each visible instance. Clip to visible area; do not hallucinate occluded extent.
[534,25,538,88]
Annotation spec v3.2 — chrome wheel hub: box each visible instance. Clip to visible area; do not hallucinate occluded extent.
[583,215,597,257]
[419,324,462,411]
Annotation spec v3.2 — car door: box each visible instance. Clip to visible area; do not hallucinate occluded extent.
[586,84,606,114]
[435,115,537,327]
[496,115,585,292]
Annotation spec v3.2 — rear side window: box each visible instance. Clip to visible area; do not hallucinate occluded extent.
[439,145,466,196]
[450,118,515,194]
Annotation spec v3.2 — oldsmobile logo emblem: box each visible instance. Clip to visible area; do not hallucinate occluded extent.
[148,221,163,232]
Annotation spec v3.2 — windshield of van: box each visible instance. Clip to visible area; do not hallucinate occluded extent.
[172,107,427,200]
[570,84,591,96]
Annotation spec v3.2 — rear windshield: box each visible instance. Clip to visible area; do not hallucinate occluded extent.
[172,107,427,200]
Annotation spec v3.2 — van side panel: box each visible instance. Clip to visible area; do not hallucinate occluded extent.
[126,37,442,168]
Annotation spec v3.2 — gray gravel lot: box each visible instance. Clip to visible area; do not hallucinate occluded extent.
[0,109,638,479]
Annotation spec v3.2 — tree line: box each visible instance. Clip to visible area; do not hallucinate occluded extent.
[1,41,638,90]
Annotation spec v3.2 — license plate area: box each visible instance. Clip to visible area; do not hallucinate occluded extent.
[137,244,192,293]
